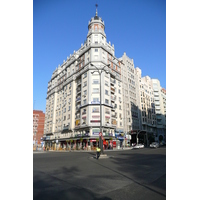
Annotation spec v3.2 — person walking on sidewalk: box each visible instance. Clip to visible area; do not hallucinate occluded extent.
[96,146,101,159]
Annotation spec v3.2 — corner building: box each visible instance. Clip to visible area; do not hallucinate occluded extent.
[44,11,124,150]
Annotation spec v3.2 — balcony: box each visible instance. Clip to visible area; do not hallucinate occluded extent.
[76,97,81,102]
[81,122,87,126]
[90,119,100,123]
[111,95,116,102]
[76,87,81,94]
[111,120,117,127]
[77,80,81,86]
[111,87,115,93]
[111,104,115,110]
[63,125,69,130]
[110,78,115,85]
[75,115,80,119]
[76,106,80,110]
[104,123,112,127]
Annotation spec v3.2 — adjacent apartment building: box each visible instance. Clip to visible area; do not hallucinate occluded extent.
[152,79,166,141]
[119,53,140,137]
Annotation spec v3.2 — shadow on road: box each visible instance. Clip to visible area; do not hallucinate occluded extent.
[34,148,166,200]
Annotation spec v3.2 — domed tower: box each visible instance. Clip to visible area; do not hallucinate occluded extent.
[87,5,107,46]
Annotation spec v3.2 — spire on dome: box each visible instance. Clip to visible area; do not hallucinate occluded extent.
[95,4,98,16]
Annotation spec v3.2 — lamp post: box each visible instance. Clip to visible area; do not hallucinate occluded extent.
[91,63,110,154]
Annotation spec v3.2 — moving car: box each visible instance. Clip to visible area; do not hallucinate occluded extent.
[133,144,144,149]
[150,142,159,148]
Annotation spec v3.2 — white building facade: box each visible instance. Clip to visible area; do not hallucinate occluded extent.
[44,10,124,150]
[119,53,140,145]
[152,79,166,142]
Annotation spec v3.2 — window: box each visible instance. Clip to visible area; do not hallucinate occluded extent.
[93,98,99,102]
[105,90,108,95]
[84,90,87,96]
[105,99,109,104]
[118,89,121,94]
[82,109,86,114]
[93,88,99,93]
[83,81,87,87]
[105,108,110,114]
[105,117,109,123]
[92,107,99,113]
[64,116,66,121]
[83,99,86,105]
[95,49,98,52]
[93,79,99,84]
[82,119,86,125]
[105,80,108,86]
[68,106,71,111]
[83,72,87,78]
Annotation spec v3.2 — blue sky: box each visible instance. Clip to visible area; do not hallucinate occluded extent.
[33,0,166,113]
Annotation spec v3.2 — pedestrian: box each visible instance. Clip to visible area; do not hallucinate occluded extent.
[96,146,101,159]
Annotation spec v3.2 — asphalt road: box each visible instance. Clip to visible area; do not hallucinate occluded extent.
[33,147,166,200]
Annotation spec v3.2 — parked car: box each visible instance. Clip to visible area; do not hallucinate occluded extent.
[133,143,144,149]
[150,142,159,148]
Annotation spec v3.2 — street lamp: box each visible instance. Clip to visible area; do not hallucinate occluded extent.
[91,63,110,154]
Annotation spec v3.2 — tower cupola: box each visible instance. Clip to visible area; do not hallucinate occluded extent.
[87,4,106,38]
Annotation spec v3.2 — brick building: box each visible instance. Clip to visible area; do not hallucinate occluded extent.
[33,110,45,147]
